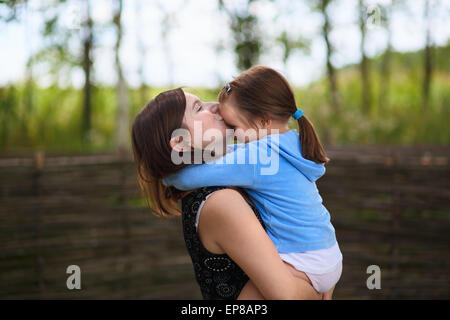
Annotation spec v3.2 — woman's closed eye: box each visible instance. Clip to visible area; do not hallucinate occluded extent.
[191,100,202,112]
[225,121,235,129]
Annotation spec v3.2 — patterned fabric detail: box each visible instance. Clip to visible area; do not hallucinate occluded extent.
[181,186,265,300]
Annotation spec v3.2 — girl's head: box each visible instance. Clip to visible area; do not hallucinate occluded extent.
[218,65,329,164]
[131,88,228,217]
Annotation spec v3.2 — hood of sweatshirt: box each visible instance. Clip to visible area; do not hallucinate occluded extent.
[269,129,326,182]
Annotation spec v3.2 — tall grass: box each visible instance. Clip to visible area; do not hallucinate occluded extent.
[297,69,450,146]
[1,48,449,154]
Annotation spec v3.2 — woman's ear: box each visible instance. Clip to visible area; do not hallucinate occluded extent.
[169,135,187,152]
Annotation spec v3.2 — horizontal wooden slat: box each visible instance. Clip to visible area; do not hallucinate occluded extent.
[0,147,449,299]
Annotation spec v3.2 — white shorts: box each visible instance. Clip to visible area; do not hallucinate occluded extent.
[279,243,343,293]
[304,260,343,293]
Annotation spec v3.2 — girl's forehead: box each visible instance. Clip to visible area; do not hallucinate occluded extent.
[220,100,250,126]
[219,101,233,116]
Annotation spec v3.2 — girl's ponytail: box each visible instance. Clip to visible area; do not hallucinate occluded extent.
[297,115,329,164]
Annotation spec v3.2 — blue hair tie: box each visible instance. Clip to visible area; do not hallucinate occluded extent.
[292,109,303,120]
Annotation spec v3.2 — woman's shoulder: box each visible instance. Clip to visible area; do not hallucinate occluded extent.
[182,186,228,206]
[201,189,246,215]
[182,187,242,216]
[182,186,265,230]
[181,186,228,220]
[198,187,266,231]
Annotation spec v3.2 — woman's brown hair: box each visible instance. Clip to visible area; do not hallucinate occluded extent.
[131,88,192,217]
[218,65,329,164]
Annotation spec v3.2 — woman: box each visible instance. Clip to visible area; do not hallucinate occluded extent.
[131,88,328,299]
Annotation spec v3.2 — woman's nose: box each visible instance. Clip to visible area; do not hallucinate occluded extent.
[205,102,222,120]
[205,102,219,114]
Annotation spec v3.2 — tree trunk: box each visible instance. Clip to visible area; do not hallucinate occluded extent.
[379,4,392,111]
[219,0,262,71]
[321,0,340,112]
[359,0,372,114]
[114,0,129,155]
[23,3,33,142]
[422,0,432,110]
[135,1,148,107]
[82,0,93,144]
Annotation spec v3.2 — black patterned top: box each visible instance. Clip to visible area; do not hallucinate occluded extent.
[181,186,266,300]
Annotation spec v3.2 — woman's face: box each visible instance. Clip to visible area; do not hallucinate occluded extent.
[183,92,231,150]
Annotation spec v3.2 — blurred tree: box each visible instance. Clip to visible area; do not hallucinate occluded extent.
[0,86,18,149]
[276,30,310,73]
[135,0,149,107]
[320,0,340,111]
[218,0,263,71]
[157,1,176,86]
[22,1,34,144]
[308,0,340,111]
[17,0,95,145]
[422,0,433,110]
[0,0,26,21]
[1,0,31,146]
[82,0,94,144]
[379,1,393,111]
[113,0,129,154]
[359,0,372,114]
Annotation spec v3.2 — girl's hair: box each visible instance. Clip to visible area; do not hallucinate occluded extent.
[218,65,329,164]
[131,88,192,217]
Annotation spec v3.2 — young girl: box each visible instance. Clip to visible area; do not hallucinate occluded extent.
[163,66,343,298]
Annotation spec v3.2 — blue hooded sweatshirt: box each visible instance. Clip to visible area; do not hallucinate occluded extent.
[163,129,337,253]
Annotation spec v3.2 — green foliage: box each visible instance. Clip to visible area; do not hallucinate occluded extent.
[0,84,221,154]
[218,0,263,71]
[297,53,450,145]
[276,31,310,65]
[1,45,449,154]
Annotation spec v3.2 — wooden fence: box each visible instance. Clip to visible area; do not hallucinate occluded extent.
[0,146,449,299]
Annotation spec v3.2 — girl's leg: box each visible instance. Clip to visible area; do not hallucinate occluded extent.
[238,263,323,300]
[282,261,323,299]
[322,286,335,300]
[283,261,314,285]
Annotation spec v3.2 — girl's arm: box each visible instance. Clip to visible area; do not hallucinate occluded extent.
[198,188,321,300]
[163,143,258,191]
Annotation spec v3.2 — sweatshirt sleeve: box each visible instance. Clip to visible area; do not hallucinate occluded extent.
[162,142,258,191]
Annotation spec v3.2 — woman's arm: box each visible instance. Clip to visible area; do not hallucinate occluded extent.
[198,188,321,300]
